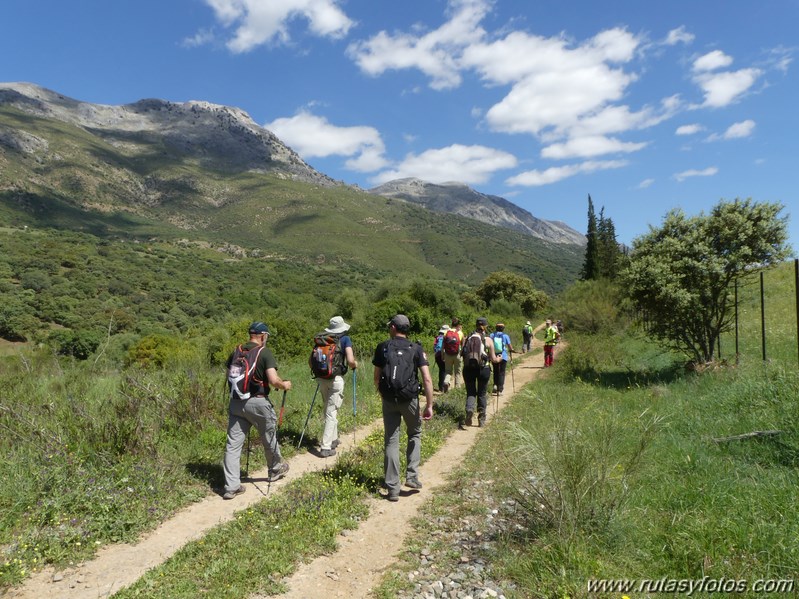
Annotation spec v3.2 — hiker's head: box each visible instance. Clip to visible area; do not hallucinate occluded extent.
[248,321,270,344]
[495,323,505,331]
[438,324,450,334]
[476,317,488,331]
[545,319,552,326]
[324,316,351,335]
[451,317,460,329]
[388,314,410,336]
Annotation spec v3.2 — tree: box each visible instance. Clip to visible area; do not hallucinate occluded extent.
[596,208,623,279]
[473,270,548,315]
[622,199,790,364]
[580,195,600,280]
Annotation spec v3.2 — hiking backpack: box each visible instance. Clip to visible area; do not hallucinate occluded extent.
[379,338,419,402]
[309,333,347,379]
[442,329,460,355]
[492,333,504,354]
[227,344,265,400]
[434,334,444,354]
[462,332,487,369]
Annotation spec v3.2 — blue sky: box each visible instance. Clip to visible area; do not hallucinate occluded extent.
[3,0,797,247]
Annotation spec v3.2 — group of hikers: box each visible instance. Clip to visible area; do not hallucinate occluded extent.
[221,314,562,502]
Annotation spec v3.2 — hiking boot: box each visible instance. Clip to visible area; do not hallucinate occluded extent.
[478,418,486,428]
[331,438,340,450]
[492,385,498,393]
[443,383,449,393]
[465,410,474,427]
[268,461,290,482]
[387,493,399,502]
[319,448,336,458]
[405,478,423,489]
[222,486,246,500]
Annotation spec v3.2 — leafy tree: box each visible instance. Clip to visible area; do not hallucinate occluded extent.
[473,270,548,315]
[580,195,600,281]
[622,199,790,364]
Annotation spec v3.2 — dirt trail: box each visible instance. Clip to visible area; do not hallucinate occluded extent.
[7,328,559,599]
[265,336,554,599]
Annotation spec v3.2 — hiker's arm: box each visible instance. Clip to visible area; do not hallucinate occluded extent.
[419,364,434,420]
[373,365,381,391]
[345,346,357,370]
[266,367,292,391]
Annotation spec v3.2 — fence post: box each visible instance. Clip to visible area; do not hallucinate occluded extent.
[760,271,766,362]
[795,259,799,366]
[734,279,739,366]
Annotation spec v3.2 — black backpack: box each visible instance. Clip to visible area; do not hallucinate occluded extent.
[309,333,347,379]
[227,344,265,400]
[379,338,420,402]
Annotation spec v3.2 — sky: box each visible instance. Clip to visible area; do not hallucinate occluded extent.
[3,0,798,248]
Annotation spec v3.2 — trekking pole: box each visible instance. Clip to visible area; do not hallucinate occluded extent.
[278,389,287,427]
[244,429,251,479]
[510,351,515,393]
[298,383,320,448]
[352,369,357,417]
[352,368,357,446]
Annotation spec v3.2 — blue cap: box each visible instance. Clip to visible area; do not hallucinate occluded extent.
[248,321,270,334]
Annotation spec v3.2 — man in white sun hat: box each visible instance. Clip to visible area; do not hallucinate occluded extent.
[313,316,357,457]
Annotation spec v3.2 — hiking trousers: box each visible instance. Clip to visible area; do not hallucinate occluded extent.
[381,395,422,497]
[492,359,507,393]
[463,364,491,423]
[318,375,345,450]
[443,352,462,388]
[544,344,555,367]
[223,395,283,493]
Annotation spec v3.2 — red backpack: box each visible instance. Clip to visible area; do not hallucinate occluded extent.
[442,329,461,355]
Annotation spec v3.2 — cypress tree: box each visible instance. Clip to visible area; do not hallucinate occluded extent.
[580,195,600,280]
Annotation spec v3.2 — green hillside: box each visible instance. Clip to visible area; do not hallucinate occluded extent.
[0,104,582,296]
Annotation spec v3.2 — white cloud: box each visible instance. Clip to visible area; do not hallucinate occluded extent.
[693,67,762,107]
[465,28,640,138]
[181,28,215,48]
[346,0,491,90]
[674,166,718,182]
[541,135,647,159]
[723,119,756,139]
[637,178,655,189]
[664,26,694,46]
[676,123,704,135]
[693,50,733,72]
[204,0,354,53]
[506,159,627,187]
[371,144,517,185]
[265,111,388,172]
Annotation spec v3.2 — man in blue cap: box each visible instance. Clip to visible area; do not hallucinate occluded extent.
[222,321,292,499]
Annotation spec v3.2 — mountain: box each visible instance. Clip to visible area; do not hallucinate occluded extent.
[369,178,586,246]
[0,82,583,293]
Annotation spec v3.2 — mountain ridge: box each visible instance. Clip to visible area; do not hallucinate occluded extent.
[369,177,585,245]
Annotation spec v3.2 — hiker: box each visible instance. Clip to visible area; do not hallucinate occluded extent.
[522,320,533,353]
[433,324,449,392]
[222,322,292,500]
[543,319,561,367]
[489,323,513,395]
[442,317,464,391]
[372,314,434,502]
[314,316,357,457]
[460,317,499,427]
[556,319,564,339]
